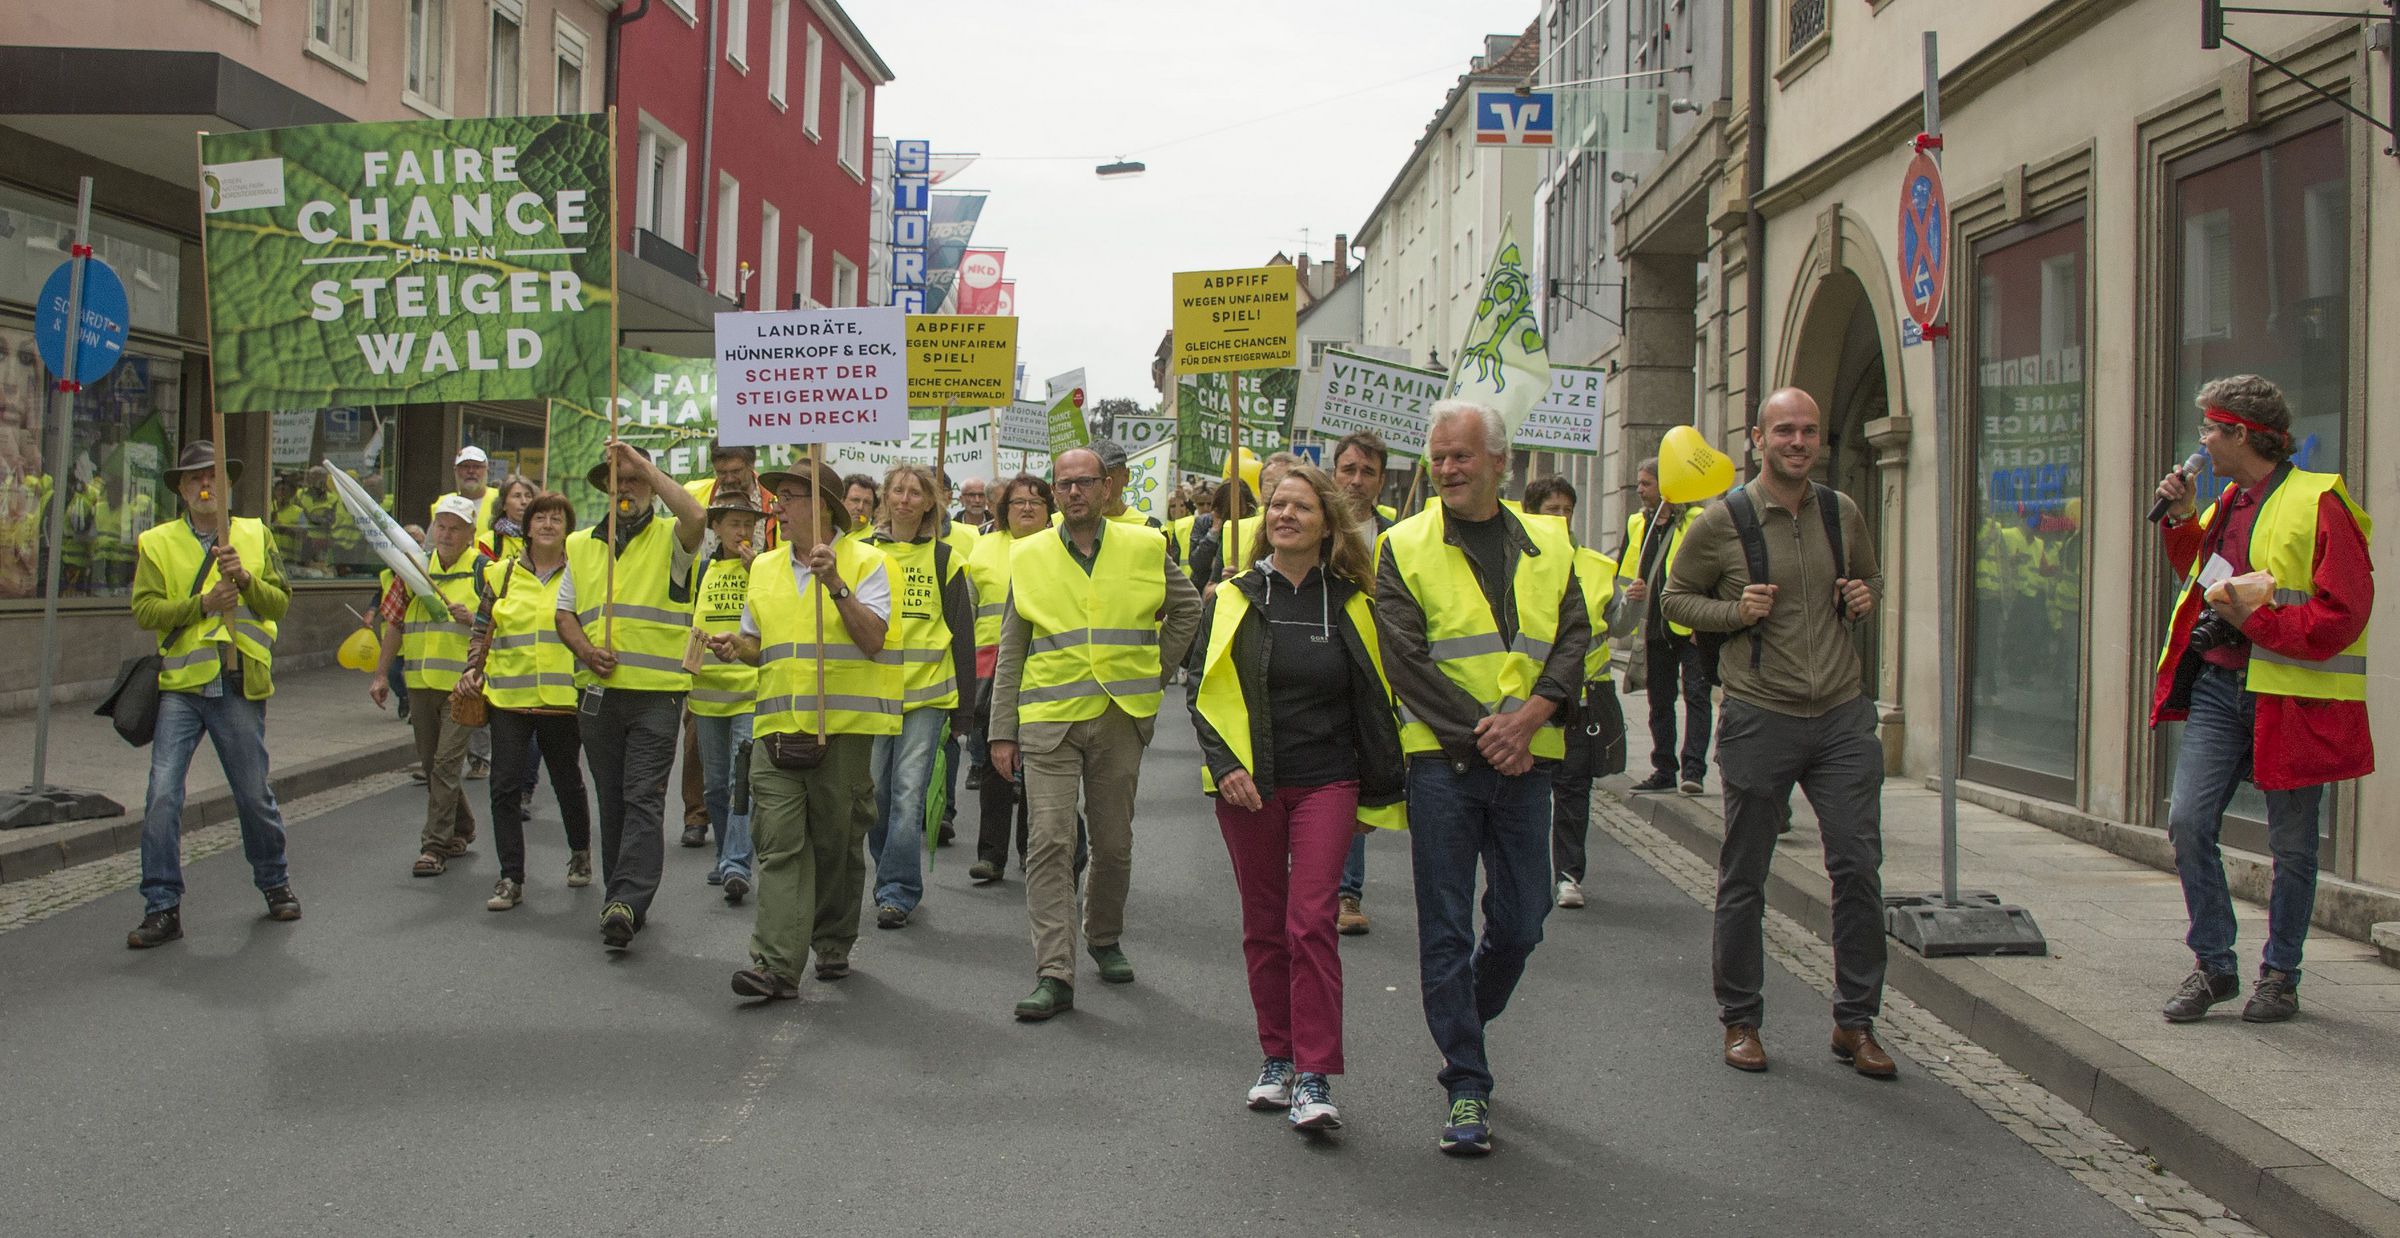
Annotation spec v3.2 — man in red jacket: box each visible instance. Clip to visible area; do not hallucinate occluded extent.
[2149,374,2372,1026]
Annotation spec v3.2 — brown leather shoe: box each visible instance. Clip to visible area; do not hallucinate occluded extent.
[1831,1025,1898,1078]
[1722,1024,1767,1072]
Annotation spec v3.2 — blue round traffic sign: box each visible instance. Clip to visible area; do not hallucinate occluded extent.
[34,256,131,387]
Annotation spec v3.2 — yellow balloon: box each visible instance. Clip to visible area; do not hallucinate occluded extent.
[1225,446,1261,497]
[337,625,381,672]
[1658,424,1736,503]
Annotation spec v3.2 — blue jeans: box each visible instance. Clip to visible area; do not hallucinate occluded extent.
[2169,664,2324,979]
[868,707,947,912]
[1406,755,1554,1100]
[1339,832,1367,900]
[138,669,291,914]
[696,711,756,883]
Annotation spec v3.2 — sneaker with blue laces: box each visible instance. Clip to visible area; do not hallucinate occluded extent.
[1245,1057,1295,1110]
[1439,1096,1492,1155]
[1288,1073,1341,1131]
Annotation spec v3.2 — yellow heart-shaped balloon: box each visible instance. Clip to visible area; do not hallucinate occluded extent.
[337,625,381,673]
[1658,424,1736,503]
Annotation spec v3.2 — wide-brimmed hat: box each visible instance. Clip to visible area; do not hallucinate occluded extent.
[165,440,242,486]
[584,459,659,492]
[706,489,766,521]
[756,461,851,533]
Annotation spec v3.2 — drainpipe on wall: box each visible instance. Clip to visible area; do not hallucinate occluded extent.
[692,0,724,293]
[603,0,651,110]
[1743,0,1769,466]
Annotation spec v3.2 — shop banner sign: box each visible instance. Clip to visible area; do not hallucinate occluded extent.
[957,248,1006,315]
[1315,348,1443,461]
[906,314,1017,408]
[1171,265,1297,373]
[200,114,614,414]
[1512,365,1606,455]
[713,306,907,447]
[1176,366,1295,477]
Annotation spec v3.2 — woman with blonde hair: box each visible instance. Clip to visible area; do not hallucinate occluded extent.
[1190,463,1405,1133]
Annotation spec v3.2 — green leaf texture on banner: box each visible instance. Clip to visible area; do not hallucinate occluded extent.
[1175,366,1295,478]
[547,351,716,527]
[202,114,615,414]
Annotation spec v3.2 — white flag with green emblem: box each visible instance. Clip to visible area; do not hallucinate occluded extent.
[1446,219,1550,433]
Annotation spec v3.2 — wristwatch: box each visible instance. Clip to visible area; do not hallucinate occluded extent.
[828,583,851,600]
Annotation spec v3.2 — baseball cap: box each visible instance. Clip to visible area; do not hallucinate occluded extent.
[433,494,480,526]
[1090,436,1130,473]
[454,446,489,466]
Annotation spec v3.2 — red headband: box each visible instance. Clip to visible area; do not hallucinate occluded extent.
[2204,405,2274,435]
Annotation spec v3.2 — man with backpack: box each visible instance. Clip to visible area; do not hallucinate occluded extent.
[1661,388,1890,1079]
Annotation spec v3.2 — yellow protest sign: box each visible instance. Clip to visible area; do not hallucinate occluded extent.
[1171,266,1297,373]
[906,314,1019,406]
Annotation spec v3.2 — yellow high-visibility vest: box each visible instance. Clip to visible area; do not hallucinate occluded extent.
[141,516,278,695]
[1384,505,1573,760]
[402,545,486,692]
[749,539,903,738]
[481,557,575,710]
[565,519,694,692]
[1193,582,1406,830]
[967,528,1024,649]
[1168,514,1197,570]
[688,555,757,716]
[1574,546,1619,683]
[1008,523,1169,723]
[1620,504,1698,637]
[869,531,966,712]
[2159,468,2371,701]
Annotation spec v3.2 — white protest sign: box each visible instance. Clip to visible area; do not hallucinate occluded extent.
[712,306,907,447]
[1314,348,1444,461]
[998,399,1050,453]
[1114,414,1177,453]
[823,407,996,479]
[1512,364,1607,455]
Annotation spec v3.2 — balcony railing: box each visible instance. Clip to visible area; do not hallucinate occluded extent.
[1788,0,1826,55]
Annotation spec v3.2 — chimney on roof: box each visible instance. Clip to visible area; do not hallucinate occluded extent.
[1484,34,1519,65]
[1297,252,1312,286]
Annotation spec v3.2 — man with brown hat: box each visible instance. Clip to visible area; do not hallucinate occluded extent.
[126,441,301,949]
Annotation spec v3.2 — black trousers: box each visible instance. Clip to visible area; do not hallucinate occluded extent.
[1551,720,1593,884]
[489,708,592,882]
[1646,635,1715,782]
[581,688,683,923]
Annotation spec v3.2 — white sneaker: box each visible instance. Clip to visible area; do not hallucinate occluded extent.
[1288,1072,1341,1131]
[1556,879,1586,909]
[1678,778,1704,796]
[1247,1057,1295,1110]
[486,877,523,911]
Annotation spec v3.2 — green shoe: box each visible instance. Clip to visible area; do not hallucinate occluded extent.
[1088,943,1135,985]
[1013,977,1075,1021]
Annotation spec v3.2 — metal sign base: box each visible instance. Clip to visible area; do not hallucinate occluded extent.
[1886,891,2049,958]
[0,785,125,830]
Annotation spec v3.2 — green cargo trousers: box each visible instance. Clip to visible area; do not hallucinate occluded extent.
[746,734,877,984]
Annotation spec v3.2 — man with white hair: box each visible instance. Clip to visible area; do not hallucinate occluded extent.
[1374,399,1590,1157]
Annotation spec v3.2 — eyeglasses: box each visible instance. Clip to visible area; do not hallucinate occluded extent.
[1007,498,1049,511]
[1055,476,1103,492]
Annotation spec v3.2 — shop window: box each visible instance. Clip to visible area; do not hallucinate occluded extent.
[1963,210,2085,796]
[0,185,182,338]
[265,407,401,582]
[460,410,547,493]
[0,320,183,603]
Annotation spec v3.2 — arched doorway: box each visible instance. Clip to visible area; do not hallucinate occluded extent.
[1781,268,1888,694]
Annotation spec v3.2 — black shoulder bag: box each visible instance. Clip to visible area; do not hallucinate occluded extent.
[96,553,222,747]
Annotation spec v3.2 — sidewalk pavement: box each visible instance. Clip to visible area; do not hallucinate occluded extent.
[0,663,418,884]
[1604,690,2400,1238]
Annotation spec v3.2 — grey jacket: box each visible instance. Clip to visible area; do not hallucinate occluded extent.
[989,523,1203,751]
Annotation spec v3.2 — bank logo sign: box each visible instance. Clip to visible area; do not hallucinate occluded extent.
[1473,90,1554,146]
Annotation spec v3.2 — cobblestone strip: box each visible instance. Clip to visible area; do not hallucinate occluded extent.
[0,771,413,936]
[1593,796,2263,1238]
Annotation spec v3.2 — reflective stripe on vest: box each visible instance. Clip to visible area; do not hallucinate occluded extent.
[482,558,577,710]
[1386,505,1571,760]
[141,517,279,694]
[967,530,1020,650]
[1008,525,1169,723]
[689,556,756,717]
[749,540,903,738]
[2159,470,2372,701]
[402,548,486,692]
[566,520,693,692]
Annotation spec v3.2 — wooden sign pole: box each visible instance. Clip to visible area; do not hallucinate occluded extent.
[602,105,622,651]
[809,443,827,741]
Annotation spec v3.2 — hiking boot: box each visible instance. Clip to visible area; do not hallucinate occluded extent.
[1337,895,1370,936]
[680,824,707,848]
[2161,968,2240,1023]
[722,874,751,905]
[600,902,637,949]
[1246,1057,1295,1110]
[968,860,1002,884]
[566,850,593,887]
[1088,943,1135,984]
[1630,771,1675,793]
[876,903,909,929]
[262,885,303,922]
[814,952,852,981]
[731,967,800,1001]
[1439,1097,1492,1156]
[486,878,523,911]
[126,908,182,950]
[1013,977,1075,1021]
[2242,968,2300,1023]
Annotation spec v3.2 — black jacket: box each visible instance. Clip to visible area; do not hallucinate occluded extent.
[1187,566,1405,809]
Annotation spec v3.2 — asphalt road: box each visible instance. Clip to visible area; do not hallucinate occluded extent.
[0,709,2148,1237]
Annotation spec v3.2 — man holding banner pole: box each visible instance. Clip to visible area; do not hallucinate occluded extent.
[555,439,706,952]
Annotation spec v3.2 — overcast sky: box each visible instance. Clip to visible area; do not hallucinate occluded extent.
[867,1,1538,405]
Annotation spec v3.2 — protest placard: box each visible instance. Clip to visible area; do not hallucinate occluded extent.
[1314,348,1443,461]
[712,306,907,447]
[906,314,1016,408]
[1512,364,1607,455]
[1171,266,1298,373]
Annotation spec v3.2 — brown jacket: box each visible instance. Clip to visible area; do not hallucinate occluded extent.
[1659,478,1881,719]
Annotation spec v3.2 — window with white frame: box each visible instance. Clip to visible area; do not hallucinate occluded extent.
[205,0,263,22]
[488,0,524,117]
[793,224,816,306]
[2180,210,2232,342]
[554,16,589,113]
[758,201,781,310]
[724,0,749,70]
[767,0,790,108]
[831,254,859,307]
[661,0,696,22]
[404,0,451,114]
[714,173,741,295]
[838,67,866,176]
[635,117,689,245]
[803,26,825,136]
[308,0,368,79]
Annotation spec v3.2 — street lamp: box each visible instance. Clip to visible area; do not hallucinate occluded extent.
[1095,158,1147,178]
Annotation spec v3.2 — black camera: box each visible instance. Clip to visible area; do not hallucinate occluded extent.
[2187,611,2247,655]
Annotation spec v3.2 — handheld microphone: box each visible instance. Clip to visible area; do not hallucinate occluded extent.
[2147,452,2206,524]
